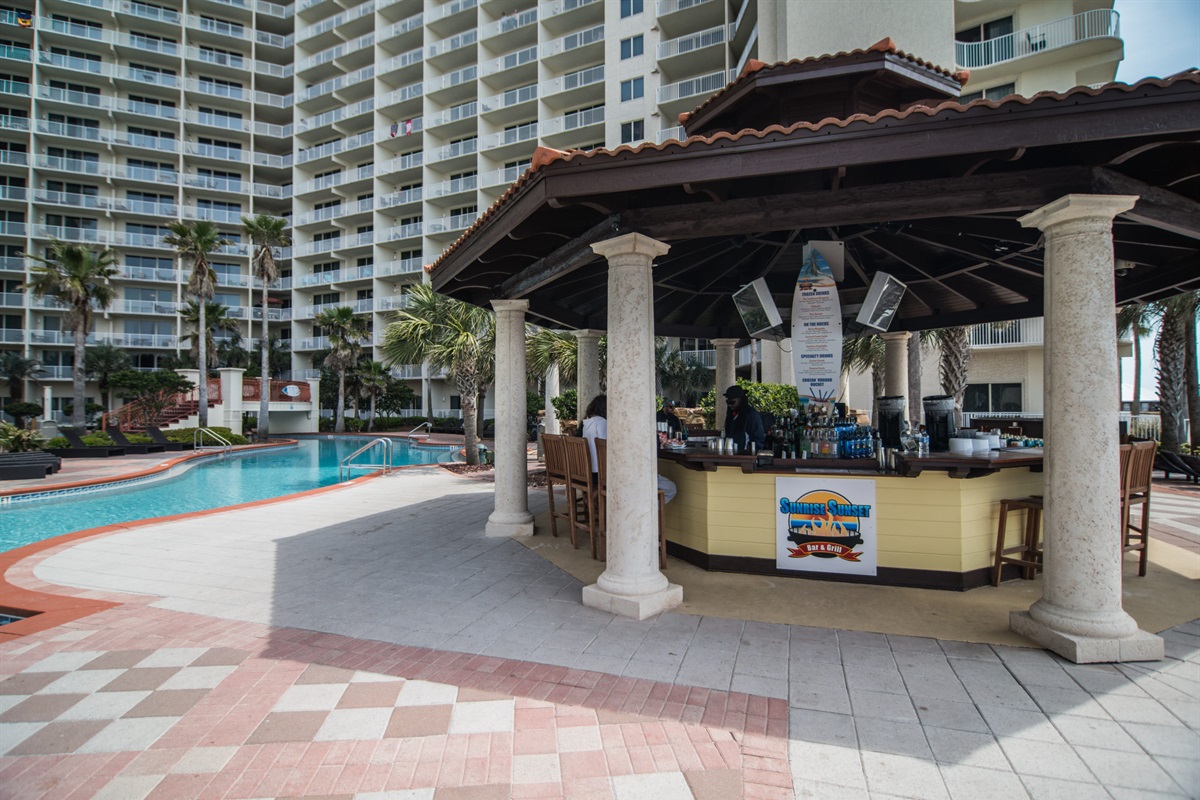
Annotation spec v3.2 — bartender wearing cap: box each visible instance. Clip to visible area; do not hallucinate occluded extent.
[656,399,684,437]
[723,385,766,451]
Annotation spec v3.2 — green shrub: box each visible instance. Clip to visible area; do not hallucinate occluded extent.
[0,421,46,452]
[344,417,365,432]
[550,389,577,422]
[700,379,803,428]
[160,426,249,446]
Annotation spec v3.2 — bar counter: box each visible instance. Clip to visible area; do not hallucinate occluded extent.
[656,446,1045,590]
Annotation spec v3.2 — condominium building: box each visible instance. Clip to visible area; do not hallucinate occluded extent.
[0,0,1123,421]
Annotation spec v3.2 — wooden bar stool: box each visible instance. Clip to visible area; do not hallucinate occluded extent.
[1122,440,1155,577]
[992,495,1044,586]
[541,434,569,538]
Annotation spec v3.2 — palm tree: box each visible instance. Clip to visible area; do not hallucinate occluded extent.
[0,351,45,406]
[527,327,578,384]
[358,360,391,432]
[381,284,495,465]
[165,220,230,428]
[180,301,239,368]
[83,342,131,411]
[1155,290,1199,452]
[843,334,885,424]
[315,306,370,433]
[928,326,972,426]
[243,214,290,441]
[215,330,252,369]
[252,335,289,380]
[25,240,119,428]
[1117,303,1156,418]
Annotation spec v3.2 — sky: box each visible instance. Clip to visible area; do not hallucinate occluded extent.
[1110,0,1199,401]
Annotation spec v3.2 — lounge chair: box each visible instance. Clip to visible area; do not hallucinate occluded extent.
[145,425,194,451]
[1156,450,1200,484]
[47,427,126,459]
[0,451,62,480]
[105,427,166,454]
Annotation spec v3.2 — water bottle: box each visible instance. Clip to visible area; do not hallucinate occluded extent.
[919,429,929,456]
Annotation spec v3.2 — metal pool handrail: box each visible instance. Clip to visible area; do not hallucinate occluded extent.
[407,420,432,436]
[194,427,232,458]
[339,437,393,481]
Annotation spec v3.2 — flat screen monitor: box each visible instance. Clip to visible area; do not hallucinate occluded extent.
[733,277,785,341]
[856,272,907,331]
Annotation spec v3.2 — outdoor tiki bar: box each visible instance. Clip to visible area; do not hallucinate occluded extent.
[430,42,1200,662]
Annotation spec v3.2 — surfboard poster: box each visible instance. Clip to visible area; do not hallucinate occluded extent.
[791,247,842,402]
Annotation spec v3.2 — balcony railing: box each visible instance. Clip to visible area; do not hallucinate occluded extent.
[542,24,603,58]
[377,257,423,277]
[955,9,1120,70]
[969,318,1045,348]
[658,23,733,59]
[658,69,731,104]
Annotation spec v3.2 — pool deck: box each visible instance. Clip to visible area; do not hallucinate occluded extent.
[0,457,1197,799]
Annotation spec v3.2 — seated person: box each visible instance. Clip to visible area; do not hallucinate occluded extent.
[658,474,677,504]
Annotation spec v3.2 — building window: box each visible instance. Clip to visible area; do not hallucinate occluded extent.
[955,16,1014,44]
[963,383,1022,414]
[620,35,644,59]
[959,83,1016,103]
[620,78,643,102]
[619,0,643,18]
[620,120,644,144]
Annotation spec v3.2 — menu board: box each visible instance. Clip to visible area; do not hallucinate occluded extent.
[791,247,842,402]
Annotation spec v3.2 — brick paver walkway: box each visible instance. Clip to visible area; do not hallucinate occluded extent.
[1,466,1197,798]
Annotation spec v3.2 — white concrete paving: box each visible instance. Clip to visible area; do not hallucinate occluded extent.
[32,465,1200,799]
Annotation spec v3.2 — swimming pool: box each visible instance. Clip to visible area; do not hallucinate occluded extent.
[0,437,450,553]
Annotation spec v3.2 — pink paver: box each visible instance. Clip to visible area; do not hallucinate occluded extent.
[0,602,792,799]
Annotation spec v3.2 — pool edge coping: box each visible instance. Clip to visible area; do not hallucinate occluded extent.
[0,457,420,640]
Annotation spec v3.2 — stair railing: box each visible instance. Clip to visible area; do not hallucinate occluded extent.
[339,437,393,481]
[194,427,233,458]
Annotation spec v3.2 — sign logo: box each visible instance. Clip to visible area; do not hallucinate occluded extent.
[782,490,868,562]
[775,477,877,576]
[281,384,301,397]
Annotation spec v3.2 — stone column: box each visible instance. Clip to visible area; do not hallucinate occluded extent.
[712,338,739,430]
[305,377,320,433]
[881,332,911,419]
[575,329,603,422]
[486,299,535,539]
[543,364,560,435]
[582,233,682,619]
[1011,194,1163,663]
[217,368,244,435]
[759,339,782,384]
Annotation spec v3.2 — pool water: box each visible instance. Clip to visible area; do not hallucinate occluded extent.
[0,437,450,553]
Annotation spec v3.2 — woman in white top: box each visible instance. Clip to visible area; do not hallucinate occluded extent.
[580,394,607,475]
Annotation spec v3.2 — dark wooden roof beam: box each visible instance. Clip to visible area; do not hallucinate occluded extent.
[621,167,1094,240]
[1091,168,1200,240]
[497,216,621,299]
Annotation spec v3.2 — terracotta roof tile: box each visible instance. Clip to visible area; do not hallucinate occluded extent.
[681,38,965,128]
[428,73,1199,276]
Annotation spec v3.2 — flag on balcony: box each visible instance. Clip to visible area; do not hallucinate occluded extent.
[389,122,398,138]
[404,119,413,136]
[17,12,31,26]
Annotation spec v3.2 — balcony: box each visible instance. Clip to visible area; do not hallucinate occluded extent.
[185,174,244,193]
[428,137,478,165]
[186,143,248,163]
[428,175,477,200]
[541,24,603,67]
[116,65,179,88]
[299,263,374,287]
[0,79,29,97]
[969,318,1044,349]
[293,336,330,350]
[186,45,247,71]
[541,65,603,109]
[658,69,730,106]
[115,299,180,315]
[379,150,423,177]
[34,189,112,212]
[187,110,251,132]
[186,15,246,40]
[117,32,180,56]
[427,211,476,236]
[955,9,1120,71]
[102,332,178,348]
[541,0,602,36]
[426,65,477,104]
[376,294,415,311]
[480,46,538,90]
[37,86,112,111]
[117,0,182,24]
[377,257,423,277]
[480,164,525,191]
[116,263,178,282]
[37,51,107,77]
[480,122,536,157]
[299,65,374,103]
[41,17,113,44]
[185,205,245,224]
[540,105,604,140]
[658,23,733,75]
